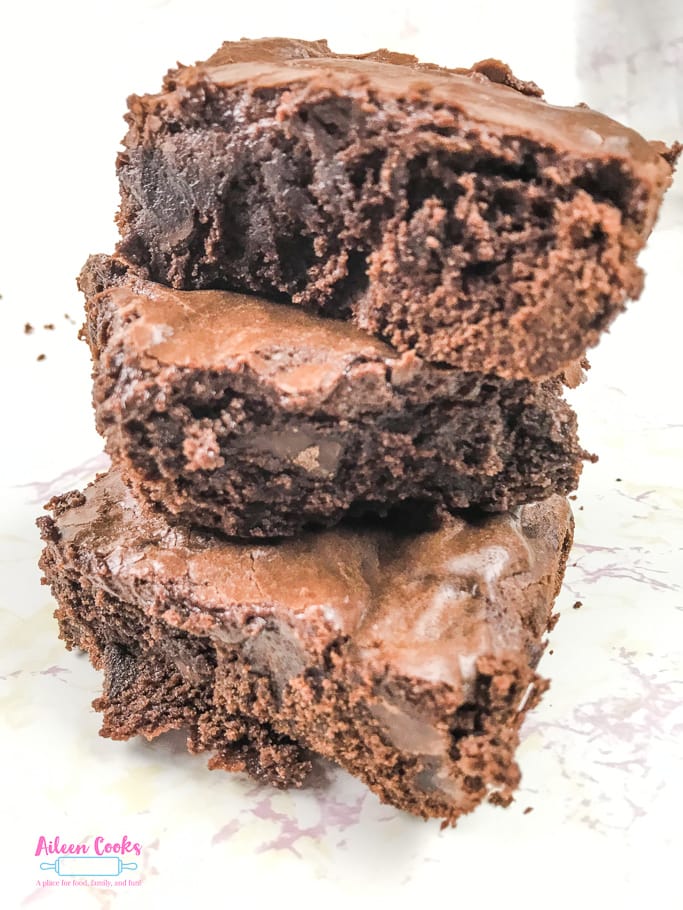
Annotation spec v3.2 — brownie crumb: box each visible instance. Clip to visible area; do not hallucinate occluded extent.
[616,478,622,482]
[44,489,87,516]
[35,515,60,544]
[24,322,34,335]
[37,353,46,362]
[572,600,583,610]
[523,806,534,814]
[547,612,560,631]
[455,59,543,98]
[549,649,554,655]
[569,494,577,501]
[658,140,682,168]
[43,323,55,331]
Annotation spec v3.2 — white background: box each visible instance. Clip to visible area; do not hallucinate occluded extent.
[0,1,681,908]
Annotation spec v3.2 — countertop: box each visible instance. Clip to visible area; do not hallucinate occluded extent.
[1,1,681,907]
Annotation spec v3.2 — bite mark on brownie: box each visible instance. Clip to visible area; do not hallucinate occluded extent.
[114,38,676,379]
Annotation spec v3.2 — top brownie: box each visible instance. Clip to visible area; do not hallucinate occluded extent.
[115,37,678,380]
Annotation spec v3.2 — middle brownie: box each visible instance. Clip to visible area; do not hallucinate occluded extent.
[81,256,586,537]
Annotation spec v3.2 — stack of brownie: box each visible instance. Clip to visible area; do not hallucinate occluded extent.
[39,39,678,824]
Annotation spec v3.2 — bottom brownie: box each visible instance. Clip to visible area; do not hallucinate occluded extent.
[38,471,573,823]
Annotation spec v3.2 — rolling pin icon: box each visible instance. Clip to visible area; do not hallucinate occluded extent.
[40,856,138,876]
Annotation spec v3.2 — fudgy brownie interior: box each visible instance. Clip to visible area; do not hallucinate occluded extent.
[81,255,589,537]
[115,38,678,379]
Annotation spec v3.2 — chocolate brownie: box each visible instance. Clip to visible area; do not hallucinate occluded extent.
[80,256,587,537]
[38,470,574,823]
[115,37,678,380]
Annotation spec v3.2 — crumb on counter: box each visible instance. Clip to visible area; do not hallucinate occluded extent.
[37,353,46,362]
[572,600,583,610]
[24,322,34,334]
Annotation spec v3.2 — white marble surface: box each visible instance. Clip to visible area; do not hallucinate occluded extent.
[1,2,681,907]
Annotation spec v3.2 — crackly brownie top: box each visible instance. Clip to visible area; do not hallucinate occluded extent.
[85,261,586,402]
[141,37,675,176]
[89,278,401,397]
[44,471,572,689]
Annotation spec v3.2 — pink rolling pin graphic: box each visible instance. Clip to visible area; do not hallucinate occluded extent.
[40,856,138,876]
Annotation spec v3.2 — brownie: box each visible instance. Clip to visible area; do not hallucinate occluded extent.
[114,37,678,380]
[80,256,587,537]
[38,470,574,823]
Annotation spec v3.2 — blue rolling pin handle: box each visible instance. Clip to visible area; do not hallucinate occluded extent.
[39,859,138,874]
